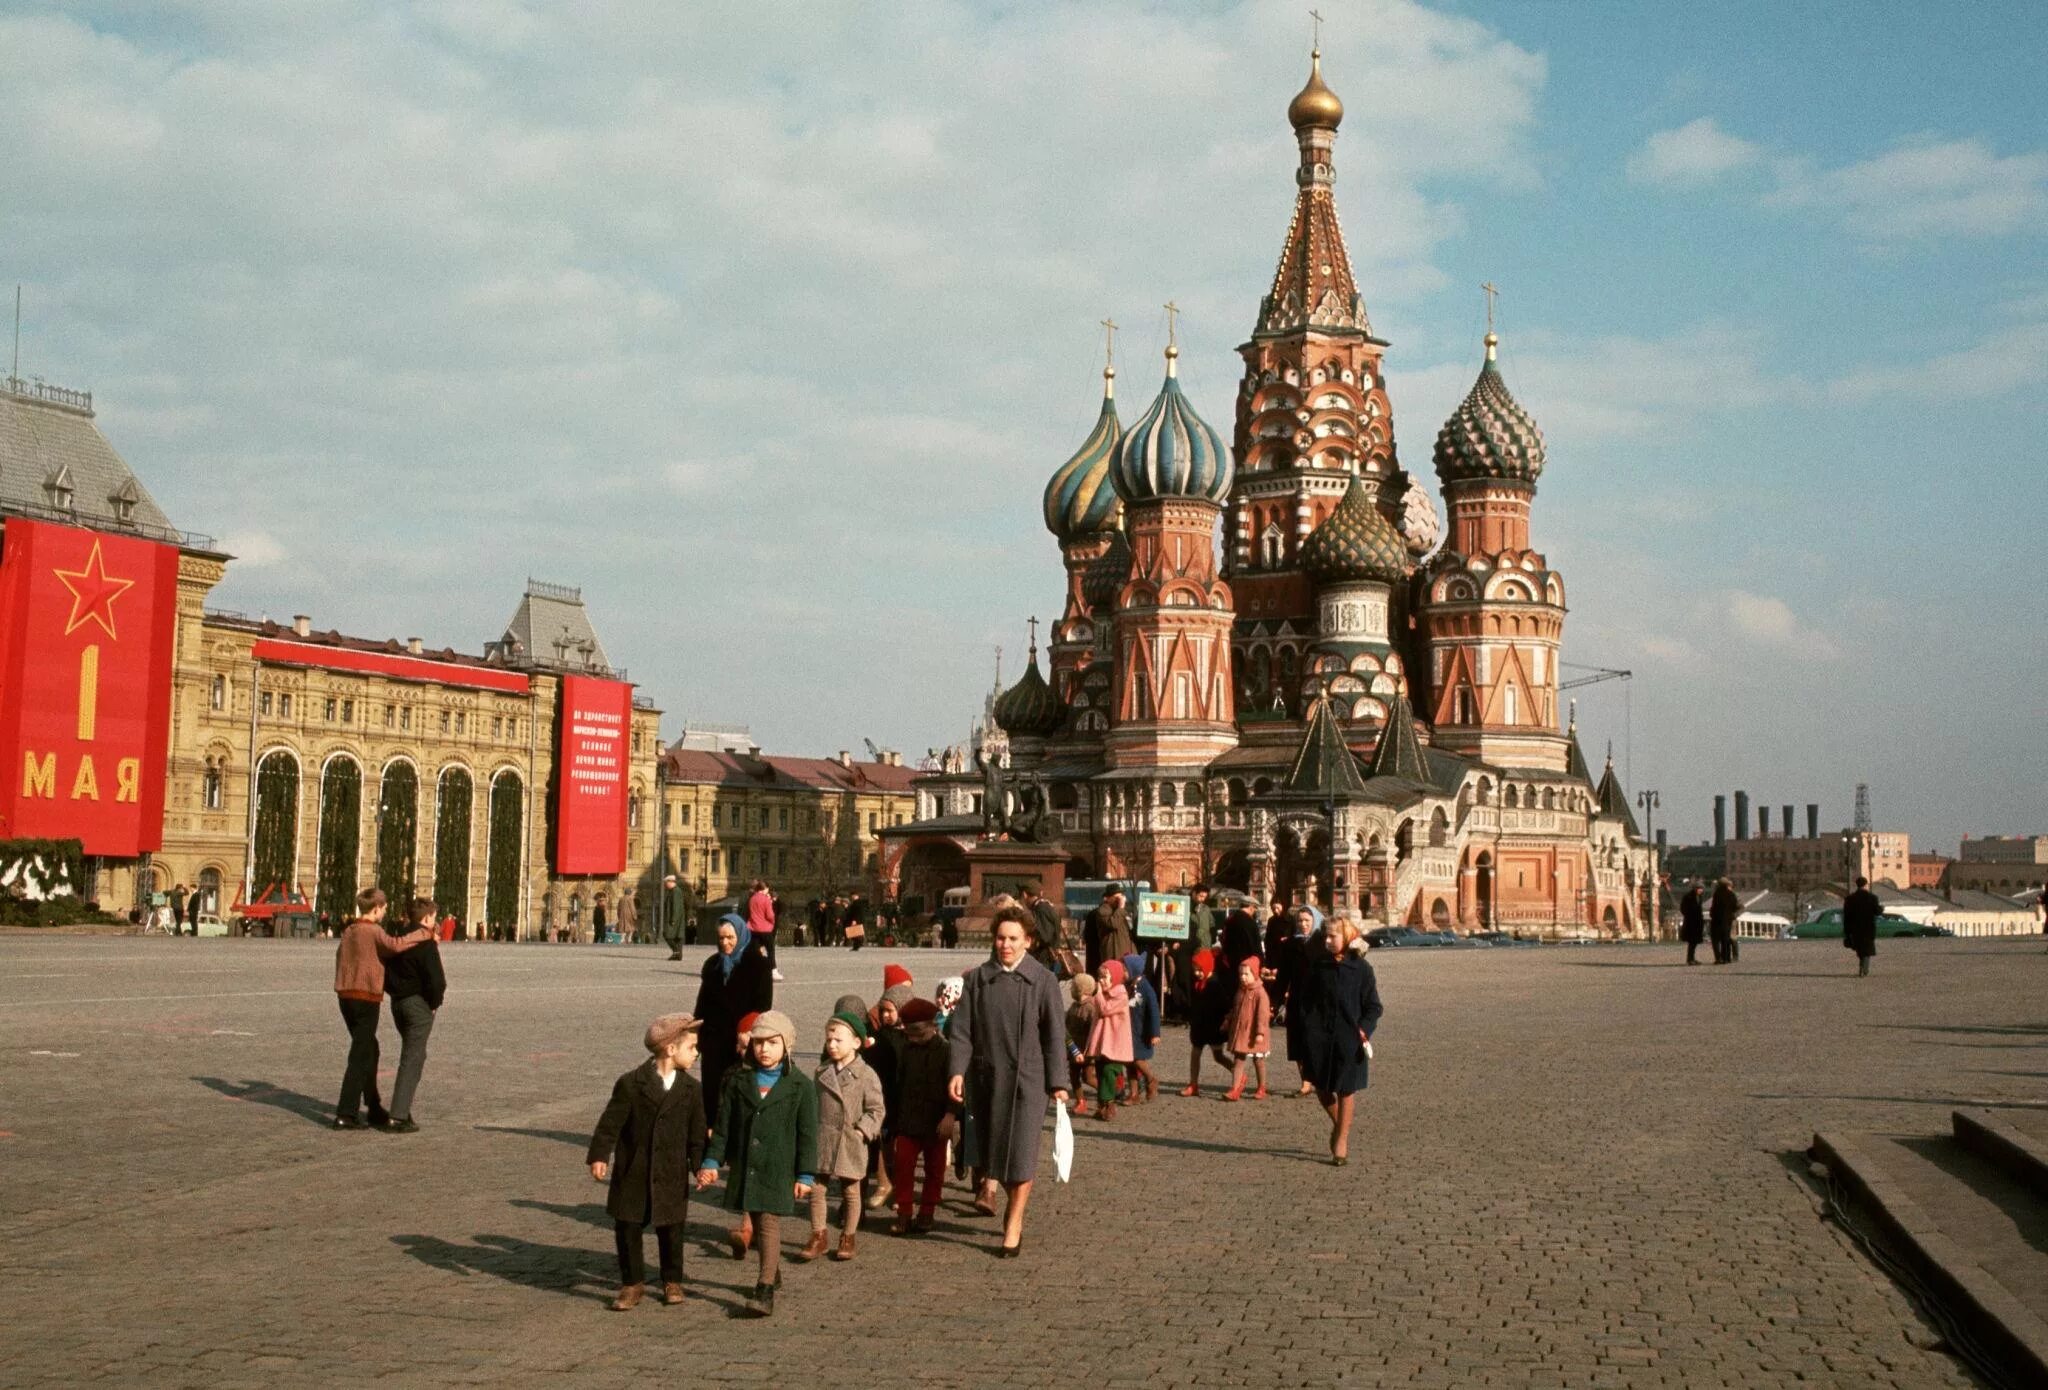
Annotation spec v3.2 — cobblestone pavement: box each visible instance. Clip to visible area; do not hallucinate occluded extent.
[4,933,2039,1387]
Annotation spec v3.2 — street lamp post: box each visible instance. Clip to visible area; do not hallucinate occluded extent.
[1636,788,1659,845]
[1322,796,1336,913]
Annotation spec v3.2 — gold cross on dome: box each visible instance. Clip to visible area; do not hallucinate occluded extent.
[1163,300,1180,350]
[1482,281,1499,332]
[1100,318,1117,368]
[1311,8,1324,49]
[1027,615,1039,652]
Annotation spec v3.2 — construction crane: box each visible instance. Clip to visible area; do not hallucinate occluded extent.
[863,737,883,764]
[1558,662,1631,692]
[1558,663,1635,791]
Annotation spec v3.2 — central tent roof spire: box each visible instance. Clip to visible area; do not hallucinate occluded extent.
[1259,42,1368,338]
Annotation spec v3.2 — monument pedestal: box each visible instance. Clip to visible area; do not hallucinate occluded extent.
[957,841,1069,946]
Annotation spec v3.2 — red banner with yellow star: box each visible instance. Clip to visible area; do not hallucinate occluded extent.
[0,518,182,855]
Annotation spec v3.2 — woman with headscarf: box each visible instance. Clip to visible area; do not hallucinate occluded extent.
[1288,918,1383,1165]
[694,912,774,1111]
[947,905,1067,1256]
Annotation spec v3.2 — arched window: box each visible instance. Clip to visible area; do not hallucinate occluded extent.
[202,759,224,811]
[1159,782,1178,808]
[376,761,420,908]
[1504,785,1520,809]
[1429,807,1449,847]
[485,770,524,935]
[433,767,474,924]
[209,675,226,710]
[316,756,363,923]
[252,750,300,894]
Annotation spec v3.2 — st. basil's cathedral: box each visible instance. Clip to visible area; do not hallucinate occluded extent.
[887,50,1657,936]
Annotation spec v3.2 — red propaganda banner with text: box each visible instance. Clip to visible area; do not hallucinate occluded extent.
[552,674,632,876]
[0,518,182,855]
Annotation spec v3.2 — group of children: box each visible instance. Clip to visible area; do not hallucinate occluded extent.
[1064,947,1277,1114]
[586,965,969,1318]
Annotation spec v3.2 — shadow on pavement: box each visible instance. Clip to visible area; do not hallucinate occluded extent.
[194,1076,332,1126]
[1865,1023,2048,1038]
[1559,960,1690,969]
[509,1198,612,1229]
[391,1232,617,1302]
[474,1124,590,1147]
[1078,1127,1324,1161]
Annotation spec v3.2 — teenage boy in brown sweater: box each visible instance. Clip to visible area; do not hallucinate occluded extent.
[333,887,433,1129]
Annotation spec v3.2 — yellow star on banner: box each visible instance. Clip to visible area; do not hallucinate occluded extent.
[53,539,135,640]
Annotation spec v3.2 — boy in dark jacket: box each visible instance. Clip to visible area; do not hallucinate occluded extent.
[588,1012,707,1312]
[887,998,957,1234]
[698,1011,819,1318]
[383,897,449,1133]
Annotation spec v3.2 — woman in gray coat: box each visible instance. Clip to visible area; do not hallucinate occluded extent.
[947,905,1068,1257]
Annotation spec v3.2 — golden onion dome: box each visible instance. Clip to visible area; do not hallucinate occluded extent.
[1287,49,1344,131]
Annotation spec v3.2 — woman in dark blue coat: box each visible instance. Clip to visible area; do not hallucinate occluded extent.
[1287,920,1383,1165]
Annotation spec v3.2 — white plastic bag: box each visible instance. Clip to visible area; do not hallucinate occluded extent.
[1051,1099,1074,1183]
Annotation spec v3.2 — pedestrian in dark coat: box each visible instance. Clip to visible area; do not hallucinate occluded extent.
[659,874,689,959]
[698,1011,818,1318]
[1083,890,1135,976]
[587,1012,707,1311]
[384,896,449,1130]
[1678,884,1706,965]
[1842,877,1883,977]
[1708,879,1739,965]
[1289,920,1384,1165]
[946,905,1068,1255]
[694,914,773,1112]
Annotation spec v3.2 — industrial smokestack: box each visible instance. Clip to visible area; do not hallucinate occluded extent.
[1656,828,1668,853]
[1735,791,1750,841]
[1806,803,1819,839]
[1782,805,1794,839]
[1713,795,1727,846]
[1759,805,1772,836]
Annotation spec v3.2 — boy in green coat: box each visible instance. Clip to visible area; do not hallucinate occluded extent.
[697,1010,819,1318]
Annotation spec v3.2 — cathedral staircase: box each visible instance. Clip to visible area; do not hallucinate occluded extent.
[1810,1108,2048,1388]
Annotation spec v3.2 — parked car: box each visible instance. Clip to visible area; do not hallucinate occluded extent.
[195,912,227,937]
[1470,930,1534,947]
[1793,909,1949,940]
[1364,926,1431,949]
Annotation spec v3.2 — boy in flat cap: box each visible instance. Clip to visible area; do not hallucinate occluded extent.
[588,1013,707,1312]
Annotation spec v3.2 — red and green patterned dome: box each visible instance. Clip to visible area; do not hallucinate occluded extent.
[1433,334,1546,488]
[1301,474,1406,586]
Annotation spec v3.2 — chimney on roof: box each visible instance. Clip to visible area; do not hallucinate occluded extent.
[1806,803,1819,839]
[838,750,852,767]
[1782,804,1794,839]
[747,745,761,757]
[1713,795,1727,846]
[407,637,423,655]
[1759,805,1771,837]
[293,614,311,638]
[1735,791,1750,841]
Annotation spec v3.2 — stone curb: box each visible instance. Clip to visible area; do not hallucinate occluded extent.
[1811,1130,2048,1388]
[1953,1108,2048,1191]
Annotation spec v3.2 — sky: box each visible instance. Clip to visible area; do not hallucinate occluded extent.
[2,0,2042,851]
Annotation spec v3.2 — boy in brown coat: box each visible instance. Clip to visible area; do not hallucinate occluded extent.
[587,1013,708,1311]
[802,1010,885,1262]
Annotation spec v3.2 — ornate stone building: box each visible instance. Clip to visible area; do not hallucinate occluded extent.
[156,586,663,935]
[885,49,1657,936]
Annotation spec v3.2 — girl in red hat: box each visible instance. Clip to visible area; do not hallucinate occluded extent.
[1222,956,1272,1101]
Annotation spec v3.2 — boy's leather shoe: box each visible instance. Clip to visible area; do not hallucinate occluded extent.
[911,1213,935,1234]
[387,1117,420,1134]
[726,1220,751,1258]
[609,1284,644,1312]
[660,1283,685,1305]
[795,1230,831,1262]
[833,1234,857,1260]
[889,1214,912,1236]
[744,1283,775,1318]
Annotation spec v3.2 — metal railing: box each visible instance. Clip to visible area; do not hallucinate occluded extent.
[1,498,218,551]
[3,376,93,412]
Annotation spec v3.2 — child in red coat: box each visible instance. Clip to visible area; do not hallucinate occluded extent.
[1222,955,1272,1101]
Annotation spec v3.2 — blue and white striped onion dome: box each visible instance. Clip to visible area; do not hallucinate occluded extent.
[1111,349,1233,506]
[1434,333,1546,487]
[1042,368,1122,541]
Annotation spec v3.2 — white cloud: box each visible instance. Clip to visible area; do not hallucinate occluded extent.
[219,530,285,567]
[1634,117,2048,244]
[1627,118,1762,185]
[1716,589,1838,659]
[1771,137,2048,240]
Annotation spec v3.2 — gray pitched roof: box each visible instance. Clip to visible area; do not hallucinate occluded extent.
[0,382,178,538]
[1285,695,1368,797]
[1595,756,1639,837]
[1365,694,1430,784]
[500,579,614,673]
